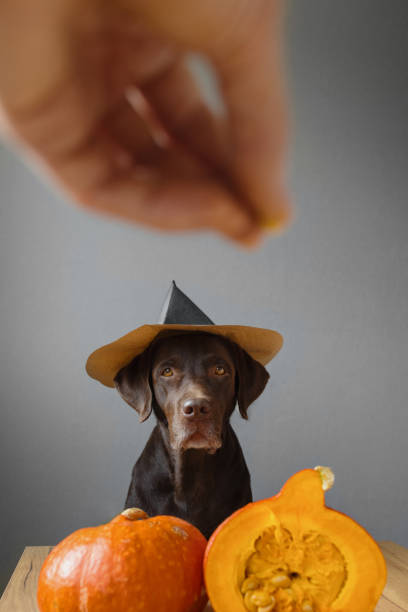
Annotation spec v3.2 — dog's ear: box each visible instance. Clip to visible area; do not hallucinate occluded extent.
[114,347,153,422]
[232,343,270,419]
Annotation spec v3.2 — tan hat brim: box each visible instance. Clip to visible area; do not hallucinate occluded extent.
[86,324,283,388]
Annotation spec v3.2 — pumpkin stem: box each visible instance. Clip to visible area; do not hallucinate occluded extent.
[314,466,335,491]
[121,508,149,521]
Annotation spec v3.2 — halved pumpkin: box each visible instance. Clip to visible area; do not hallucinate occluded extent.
[204,467,386,612]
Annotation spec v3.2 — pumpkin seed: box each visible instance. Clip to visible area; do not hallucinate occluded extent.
[243,591,258,612]
[270,574,290,588]
[250,589,274,607]
[241,577,260,593]
[258,601,276,612]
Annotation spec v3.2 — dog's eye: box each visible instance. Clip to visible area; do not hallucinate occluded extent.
[214,365,226,376]
[161,367,174,377]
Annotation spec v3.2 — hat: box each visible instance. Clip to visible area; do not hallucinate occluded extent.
[86,282,283,388]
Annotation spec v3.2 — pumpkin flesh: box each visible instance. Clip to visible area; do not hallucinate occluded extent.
[204,469,387,612]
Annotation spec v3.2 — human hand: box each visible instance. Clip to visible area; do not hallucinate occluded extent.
[0,0,291,247]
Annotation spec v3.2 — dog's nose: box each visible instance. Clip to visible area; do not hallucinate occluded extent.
[182,398,211,418]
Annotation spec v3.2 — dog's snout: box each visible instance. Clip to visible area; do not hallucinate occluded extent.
[182,398,211,418]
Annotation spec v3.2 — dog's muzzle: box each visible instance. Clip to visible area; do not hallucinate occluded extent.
[172,397,223,453]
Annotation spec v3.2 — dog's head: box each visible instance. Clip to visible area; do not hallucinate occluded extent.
[114,331,269,453]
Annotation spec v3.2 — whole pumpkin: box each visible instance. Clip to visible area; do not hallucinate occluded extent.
[204,467,387,612]
[37,508,207,612]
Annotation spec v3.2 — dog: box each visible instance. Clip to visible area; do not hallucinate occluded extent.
[114,330,269,538]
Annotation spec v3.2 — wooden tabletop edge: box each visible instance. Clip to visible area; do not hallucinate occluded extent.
[0,541,407,611]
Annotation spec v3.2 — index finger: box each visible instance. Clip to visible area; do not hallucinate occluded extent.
[207,1,293,231]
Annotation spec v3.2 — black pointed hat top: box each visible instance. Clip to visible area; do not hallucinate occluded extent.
[158,281,214,325]
[86,281,283,387]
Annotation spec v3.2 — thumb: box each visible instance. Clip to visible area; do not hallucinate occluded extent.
[210,1,293,232]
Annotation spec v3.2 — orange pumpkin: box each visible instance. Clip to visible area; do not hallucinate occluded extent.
[204,467,387,612]
[37,508,207,612]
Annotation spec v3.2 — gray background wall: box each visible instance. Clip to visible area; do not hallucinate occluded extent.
[1,0,407,595]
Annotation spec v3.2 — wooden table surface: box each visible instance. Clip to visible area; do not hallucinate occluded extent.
[1,541,407,611]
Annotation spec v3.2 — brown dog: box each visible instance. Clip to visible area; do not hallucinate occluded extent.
[114,330,269,538]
